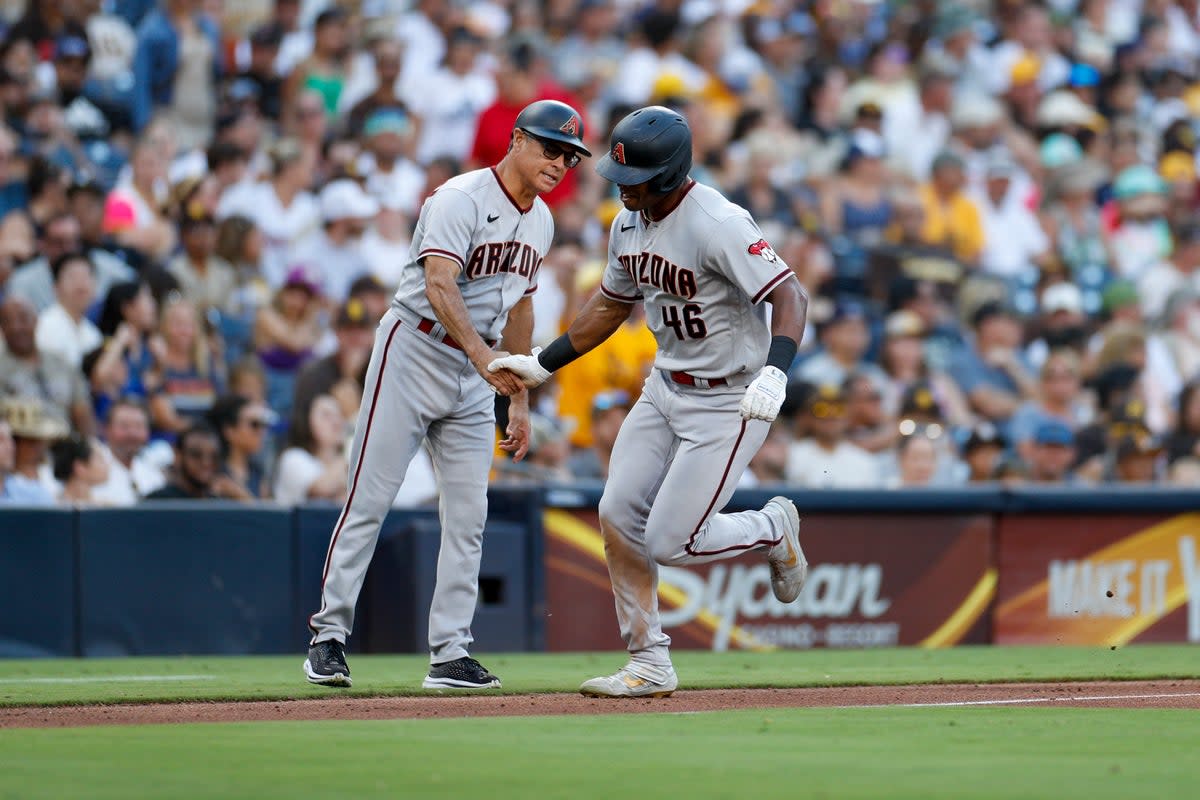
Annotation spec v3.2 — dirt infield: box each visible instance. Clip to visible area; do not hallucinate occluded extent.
[3,680,1199,728]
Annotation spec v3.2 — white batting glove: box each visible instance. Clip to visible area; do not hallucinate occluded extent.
[739,366,788,422]
[487,346,552,388]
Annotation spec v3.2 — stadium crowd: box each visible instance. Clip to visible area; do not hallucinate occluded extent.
[2,0,1200,507]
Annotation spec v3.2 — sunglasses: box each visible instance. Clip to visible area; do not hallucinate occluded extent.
[522,131,582,168]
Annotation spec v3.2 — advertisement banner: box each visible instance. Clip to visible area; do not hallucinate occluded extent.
[543,508,995,651]
[994,512,1200,645]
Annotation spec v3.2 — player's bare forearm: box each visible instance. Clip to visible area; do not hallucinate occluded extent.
[500,295,534,355]
[766,276,807,343]
[564,291,635,355]
[425,254,524,394]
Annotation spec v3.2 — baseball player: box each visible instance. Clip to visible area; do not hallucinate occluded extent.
[489,106,809,697]
[305,100,591,690]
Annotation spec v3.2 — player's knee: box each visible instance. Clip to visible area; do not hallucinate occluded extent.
[597,492,629,533]
[647,533,682,566]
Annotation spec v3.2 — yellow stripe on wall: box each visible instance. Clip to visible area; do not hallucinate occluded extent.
[918,569,998,648]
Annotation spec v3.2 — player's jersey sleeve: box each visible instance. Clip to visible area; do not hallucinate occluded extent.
[704,212,794,304]
[599,221,640,303]
[415,188,477,269]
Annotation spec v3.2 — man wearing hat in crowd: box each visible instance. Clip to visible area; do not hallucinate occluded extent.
[167,205,238,315]
[1025,418,1080,484]
[1025,282,1089,369]
[237,22,285,122]
[961,421,1007,483]
[920,150,985,265]
[287,179,379,304]
[793,300,887,389]
[291,297,375,431]
[973,149,1051,284]
[359,107,423,217]
[1111,430,1165,483]
[0,295,95,436]
[887,65,954,181]
[785,383,881,488]
[1137,222,1200,322]
[947,299,1038,428]
[0,396,67,505]
[343,38,414,139]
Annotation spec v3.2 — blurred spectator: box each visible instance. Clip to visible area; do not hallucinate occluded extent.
[35,252,101,370]
[5,211,89,313]
[359,108,423,217]
[0,296,95,435]
[1139,222,1200,323]
[412,27,495,166]
[878,309,970,427]
[1010,350,1093,463]
[68,178,139,292]
[167,206,236,315]
[794,300,885,389]
[90,280,159,419]
[343,38,412,138]
[961,422,1008,483]
[292,298,373,431]
[820,128,892,253]
[283,7,349,122]
[104,135,178,263]
[146,296,221,437]
[974,150,1050,284]
[1026,419,1080,484]
[1039,160,1111,307]
[567,389,630,481]
[289,179,378,302]
[132,0,221,144]
[92,398,166,506]
[143,422,221,500]
[0,397,62,505]
[786,383,880,488]
[361,193,413,288]
[51,433,109,506]
[497,412,573,484]
[1108,165,1171,281]
[947,300,1036,427]
[273,393,348,507]
[237,23,284,122]
[254,269,321,423]
[889,429,942,488]
[217,137,319,288]
[207,393,271,500]
[1112,431,1165,484]
[1026,282,1089,369]
[888,66,954,181]
[1166,380,1200,467]
[843,370,895,455]
[7,156,70,236]
[920,150,984,265]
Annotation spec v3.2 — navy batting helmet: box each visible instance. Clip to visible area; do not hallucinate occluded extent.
[514,100,591,157]
[595,106,692,194]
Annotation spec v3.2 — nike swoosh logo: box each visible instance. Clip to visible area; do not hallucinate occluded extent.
[487,213,500,223]
[622,675,647,689]
[621,224,635,232]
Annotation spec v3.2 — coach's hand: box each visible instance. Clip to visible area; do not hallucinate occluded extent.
[499,392,531,462]
[739,366,788,422]
[487,347,552,389]
[473,350,526,396]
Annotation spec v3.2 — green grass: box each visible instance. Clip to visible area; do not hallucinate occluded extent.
[0,644,1196,706]
[3,707,1199,799]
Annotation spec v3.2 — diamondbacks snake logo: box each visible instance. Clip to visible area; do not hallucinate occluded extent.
[612,142,626,164]
[748,239,778,263]
[559,116,580,136]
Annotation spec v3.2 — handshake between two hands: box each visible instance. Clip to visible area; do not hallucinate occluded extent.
[485,349,788,425]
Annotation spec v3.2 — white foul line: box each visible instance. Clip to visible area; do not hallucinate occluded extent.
[0,675,218,684]
[880,691,1200,708]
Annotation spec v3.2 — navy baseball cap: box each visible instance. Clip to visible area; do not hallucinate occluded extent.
[1034,419,1075,447]
[56,34,91,61]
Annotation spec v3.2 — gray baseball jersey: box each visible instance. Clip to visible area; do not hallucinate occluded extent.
[392,167,553,340]
[311,166,553,667]
[599,182,794,378]
[593,181,798,670]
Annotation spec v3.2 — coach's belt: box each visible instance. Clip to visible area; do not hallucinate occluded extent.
[415,317,497,351]
[666,370,728,389]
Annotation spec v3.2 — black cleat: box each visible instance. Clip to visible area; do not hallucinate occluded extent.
[304,640,352,687]
[422,656,501,689]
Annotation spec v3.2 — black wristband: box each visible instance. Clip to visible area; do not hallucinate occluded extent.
[537,334,582,372]
[766,336,798,373]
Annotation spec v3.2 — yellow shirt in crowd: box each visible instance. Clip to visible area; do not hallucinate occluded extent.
[556,319,658,448]
[918,184,984,265]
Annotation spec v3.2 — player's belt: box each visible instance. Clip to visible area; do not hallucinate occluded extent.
[666,370,728,389]
[415,317,498,351]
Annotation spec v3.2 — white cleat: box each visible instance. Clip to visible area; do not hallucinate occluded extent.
[579,663,678,698]
[763,496,808,603]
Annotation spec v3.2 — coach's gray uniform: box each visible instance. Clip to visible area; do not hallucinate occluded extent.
[309,167,552,663]
[598,181,796,666]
